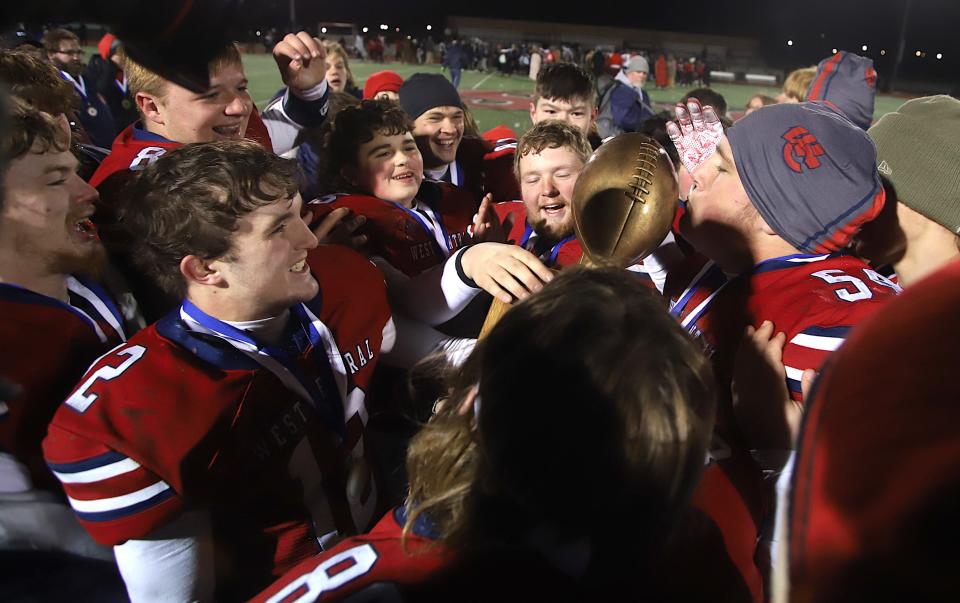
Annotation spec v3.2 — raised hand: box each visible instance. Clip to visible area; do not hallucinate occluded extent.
[666,98,724,174]
[273,32,327,92]
[470,193,512,244]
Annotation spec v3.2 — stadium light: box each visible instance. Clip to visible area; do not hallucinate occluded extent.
[362,27,368,33]
[787,40,793,46]
[916,50,921,57]
[880,49,886,55]
[937,53,943,59]
[395,27,400,32]
[426,25,432,31]
[256,30,261,36]
[832,48,838,54]
[321,27,327,33]
[861,45,868,51]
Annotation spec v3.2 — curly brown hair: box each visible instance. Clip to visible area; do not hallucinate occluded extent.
[321,99,414,193]
[2,95,70,163]
[122,139,302,297]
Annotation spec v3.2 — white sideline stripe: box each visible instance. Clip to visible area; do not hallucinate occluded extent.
[53,457,141,484]
[790,333,844,351]
[471,73,494,90]
[68,480,170,513]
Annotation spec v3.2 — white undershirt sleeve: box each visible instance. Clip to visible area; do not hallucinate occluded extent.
[113,511,215,603]
[375,247,481,327]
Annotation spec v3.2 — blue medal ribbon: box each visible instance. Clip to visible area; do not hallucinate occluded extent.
[395,199,454,258]
[180,300,346,437]
[520,222,575,268]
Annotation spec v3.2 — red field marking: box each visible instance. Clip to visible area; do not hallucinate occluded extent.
[461,90,532,111]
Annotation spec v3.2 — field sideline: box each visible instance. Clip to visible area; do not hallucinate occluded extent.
[242,55,910,135]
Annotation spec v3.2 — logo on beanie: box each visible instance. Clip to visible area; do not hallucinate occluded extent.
[865,67,877,89]
[782,126,825,173]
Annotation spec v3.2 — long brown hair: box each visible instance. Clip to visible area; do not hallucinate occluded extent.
[404,267,716,557]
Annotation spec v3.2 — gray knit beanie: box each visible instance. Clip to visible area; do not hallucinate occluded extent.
[868,95,960,234]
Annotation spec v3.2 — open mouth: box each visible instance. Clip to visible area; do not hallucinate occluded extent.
[392,171,415,182]
[289,259,307,273]
[73,217,98,241]
[540,203,566,216]
[212,124,242,137]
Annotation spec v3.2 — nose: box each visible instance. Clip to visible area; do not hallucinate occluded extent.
[440,118,458,134]
[225,92,251,116]
[539,175,559,197]
[393,148,408,166]
[295,215,319,250]
[68,173,99,207]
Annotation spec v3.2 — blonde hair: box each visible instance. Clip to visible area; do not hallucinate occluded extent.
[322,41,356,91]
[125,43,243,102]
[404,268,716,558]
[782,66,817,102]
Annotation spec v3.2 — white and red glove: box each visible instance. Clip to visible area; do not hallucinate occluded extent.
[666,99,724,174]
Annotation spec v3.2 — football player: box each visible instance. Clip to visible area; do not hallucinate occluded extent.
[664,99,901,596]
[43,141,393,601]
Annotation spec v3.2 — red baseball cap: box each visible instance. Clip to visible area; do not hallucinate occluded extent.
[363,70,404,100]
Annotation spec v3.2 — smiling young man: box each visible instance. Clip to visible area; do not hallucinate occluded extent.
[399,73,519,205]
[90,32,328,190]
[43,140,395,601]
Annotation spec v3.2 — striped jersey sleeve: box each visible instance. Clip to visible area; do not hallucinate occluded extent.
[44,423,182,546]
[783,325,851,401]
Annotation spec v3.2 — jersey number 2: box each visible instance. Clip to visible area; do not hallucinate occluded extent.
[66,345,146,413]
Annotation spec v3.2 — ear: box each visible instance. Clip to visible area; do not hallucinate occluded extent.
[529,101,537,123]
[180,255,224,287]
[136,92,164,126]
[590,105,599,122]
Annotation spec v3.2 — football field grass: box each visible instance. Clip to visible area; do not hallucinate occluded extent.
[242,54,911,135]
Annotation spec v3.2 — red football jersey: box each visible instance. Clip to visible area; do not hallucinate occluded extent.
[89,124,182,188]
[308,181,475,277]
[250,508,448,603]
[43,247,392,601]
[494,201,584,268]
[0,277,136,492]
[666,252,900,599]
[668,253,900,406]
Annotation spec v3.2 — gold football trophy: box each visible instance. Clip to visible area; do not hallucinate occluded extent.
[479,133,679,338]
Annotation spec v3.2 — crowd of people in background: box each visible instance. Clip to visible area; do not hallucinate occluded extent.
[2,17,960,603]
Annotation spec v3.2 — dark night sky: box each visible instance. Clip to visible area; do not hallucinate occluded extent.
[306,0,959,77]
